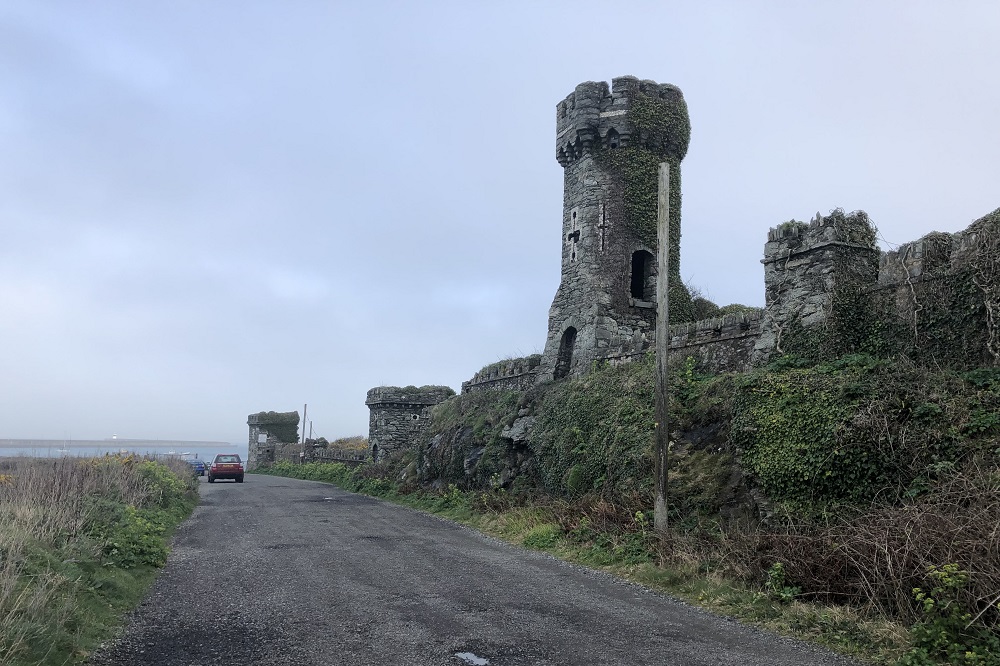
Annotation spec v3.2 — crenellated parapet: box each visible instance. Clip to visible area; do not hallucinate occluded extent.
[462,355,542,394]
[555,75,690,167]
[365,385,455,408]
[763,211,878,257]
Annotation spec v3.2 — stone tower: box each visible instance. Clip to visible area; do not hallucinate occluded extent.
[365,385,454,461]
[538,76,691,381]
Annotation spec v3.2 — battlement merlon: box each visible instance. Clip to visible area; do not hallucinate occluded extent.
[556,76,690,167]
[365,385,455,408]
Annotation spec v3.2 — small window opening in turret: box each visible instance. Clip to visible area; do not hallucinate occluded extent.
[630,250,655,301]
[606,129,620,149]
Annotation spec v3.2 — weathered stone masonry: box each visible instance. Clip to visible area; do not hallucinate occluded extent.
[365,386,454,461]
[537,76,691,383]
[461,355,541,394]
[752,213,880,364]
[367,74,1000,452]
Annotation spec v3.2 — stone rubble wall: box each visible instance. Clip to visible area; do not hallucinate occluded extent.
[878,228,979,286]
[751,208,1000,367]
[246,411,300,470]
[667,311,762,372]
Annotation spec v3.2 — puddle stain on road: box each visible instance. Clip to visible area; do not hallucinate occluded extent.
[455,652,489,665]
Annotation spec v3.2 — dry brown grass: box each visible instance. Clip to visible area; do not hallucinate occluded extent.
[330,436,368,451]
[0,454,192,662]
[727,461,1000,629]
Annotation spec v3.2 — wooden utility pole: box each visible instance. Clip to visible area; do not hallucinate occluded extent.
[301,403,308,445]
[654,162,671,535]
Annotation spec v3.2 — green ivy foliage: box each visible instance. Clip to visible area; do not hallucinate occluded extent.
[630,90,691,161]
[532,358,656,501]
[474,354,542,378]
[900,564,1000,665]
[594,147,693,322]
[727,355,1000,507]
[254,410,299,444]
[592,88,694,322]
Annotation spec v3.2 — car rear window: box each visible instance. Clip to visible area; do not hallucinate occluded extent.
[215,455,241,463]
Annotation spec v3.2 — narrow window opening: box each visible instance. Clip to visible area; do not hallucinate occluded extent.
[554,327,577,380]
[567,209,581,263]
[630,250,655,301]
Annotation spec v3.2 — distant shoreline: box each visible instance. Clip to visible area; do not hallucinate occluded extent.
[0,439,232,449]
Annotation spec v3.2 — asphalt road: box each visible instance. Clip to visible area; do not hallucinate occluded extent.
[88,474,860,666]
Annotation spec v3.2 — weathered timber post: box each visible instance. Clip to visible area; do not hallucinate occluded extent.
[654,162,671,535]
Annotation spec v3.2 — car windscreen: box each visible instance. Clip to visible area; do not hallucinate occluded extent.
[215,455,241,463]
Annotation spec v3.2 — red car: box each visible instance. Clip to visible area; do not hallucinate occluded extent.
[207,453,245,483]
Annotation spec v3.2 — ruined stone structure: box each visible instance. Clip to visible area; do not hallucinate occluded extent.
[365,386,454,461]
[537,76,691,382]
[246,410,300,470]
[367,74,1000,450]
[667,310,763,371]
[752,212,880,363]
[751,208,1000,369]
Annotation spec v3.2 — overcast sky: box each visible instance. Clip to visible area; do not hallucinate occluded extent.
[2,1,998,445]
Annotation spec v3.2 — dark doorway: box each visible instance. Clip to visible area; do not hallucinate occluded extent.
[554,327,577,380]
[630,250,655,301]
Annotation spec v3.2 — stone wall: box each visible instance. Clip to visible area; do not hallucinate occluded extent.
[871,209,1000,368]
[667,311,762,372]
[462,355,541,394]
[365,386,455,460]
[749,207,1000,369]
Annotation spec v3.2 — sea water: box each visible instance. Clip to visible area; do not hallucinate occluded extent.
[0,439,248,463]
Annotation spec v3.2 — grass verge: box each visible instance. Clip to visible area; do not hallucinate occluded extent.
[0,455,197,665]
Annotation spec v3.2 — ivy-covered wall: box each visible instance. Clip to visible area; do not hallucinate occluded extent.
[462,355,541,394]
[247,410,300,469]
[753,207,1000,370]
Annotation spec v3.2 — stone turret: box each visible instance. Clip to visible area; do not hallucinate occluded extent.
[365,386,455,461]
[540,76,692,381]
